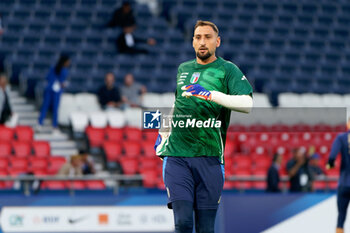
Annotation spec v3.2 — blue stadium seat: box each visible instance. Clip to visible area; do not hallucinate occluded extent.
[80,0,98,8]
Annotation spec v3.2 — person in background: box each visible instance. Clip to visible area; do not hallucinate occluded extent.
[97,72,124,110]
[327,118,350,233]
[266,153,282,192]
[121,73,146,108]
[79,150,95,175]
[37,54,70,133]
[116,26,156,54]
[309,153,324,177]
[57,155,83,176]
[287,148,312,192]
[0,73,12,125]
[106,1,136,29]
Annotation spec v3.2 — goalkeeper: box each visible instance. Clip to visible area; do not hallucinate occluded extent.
[154,20,253,233]
[327,118,350,233]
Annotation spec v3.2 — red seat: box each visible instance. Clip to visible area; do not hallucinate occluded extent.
[124,127,142,141]
[254,157,270,169]
[9,157,28,171]
[86,180,106,189]
[141,141,155,157]
[234,168,251,176]
[15,126,33,142]
[140,169,158,188]
[32,141,50,158]
[224,140,235,157]
[105,127,124,142]
[42,181,66,190]
[223,181,235,190]
[29,157,48,172]
[67,181,86,190]
[157,177,166,190]
[122,141,141,158]
[103,141,122,162]
[0,158,8,171]
[12,141,31,157]
[8,168,28,176]
[48,157,66,175]
[234,156,252,170]
[120,158,138,175]
[313,181,326,190]
[143,131,158,142]
[0,127,14,142]
[0,142,11,157]
[139,157,158,170]
[33,170,48,176]
[86,127,105,147]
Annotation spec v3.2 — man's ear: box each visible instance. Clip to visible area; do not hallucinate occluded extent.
[216,36,221,48]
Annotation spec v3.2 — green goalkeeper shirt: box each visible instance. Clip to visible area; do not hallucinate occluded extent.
[157,57,253,163]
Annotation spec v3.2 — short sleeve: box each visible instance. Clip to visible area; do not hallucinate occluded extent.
[226,63,253,96]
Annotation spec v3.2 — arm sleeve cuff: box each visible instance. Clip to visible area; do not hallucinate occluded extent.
[210,91,253,113]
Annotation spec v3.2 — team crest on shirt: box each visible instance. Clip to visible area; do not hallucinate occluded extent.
[190,72,200,83]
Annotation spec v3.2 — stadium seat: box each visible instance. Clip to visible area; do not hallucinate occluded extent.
[106,110,126,128]
[0,142,11,157]
[140,169,158,188]
[122,141,141,158]
[0,127,14,142]
[85,180,106,190]
[67,181,86,190]
[124,127,142,141]
[120,158,138,175]
[70,111,89,133]
[42,181,66,190]
[89,112,108,128]
[29,157,48,173]
[141,141,156,157]
[0,158,8,171]
[105,128,124,142]
[47,157,66,175]
[103,141,122,162]
[139,157,158,170]
[32,141,50,158]
[9,157,28,171]
[86,127,105,148]
[12,142,31,157]
[58,94,76,126]
[75,93,101,113]
[125,108,142,128]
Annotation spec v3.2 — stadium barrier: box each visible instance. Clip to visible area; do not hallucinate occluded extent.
[0,175,338,196]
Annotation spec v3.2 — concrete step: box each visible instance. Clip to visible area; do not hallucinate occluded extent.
[50,141,76,149]
[10,97,27,105]
[34,133,69,141]
[17,111,39,119]
[18,118,51,126]
[51,148,79,157]
[12,105,35,112]
[9,91,19,98]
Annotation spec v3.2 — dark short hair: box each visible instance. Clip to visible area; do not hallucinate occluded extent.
[194,20,219,35]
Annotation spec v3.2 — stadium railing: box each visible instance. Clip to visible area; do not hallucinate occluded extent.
[0,174,143,196]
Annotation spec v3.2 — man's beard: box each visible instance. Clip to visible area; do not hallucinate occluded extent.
[196,50,212,61]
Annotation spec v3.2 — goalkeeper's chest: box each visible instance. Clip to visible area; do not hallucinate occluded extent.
[177,70,226,92]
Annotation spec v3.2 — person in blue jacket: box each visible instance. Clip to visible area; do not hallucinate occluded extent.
[38,54,70,131]
[327,119,350,233]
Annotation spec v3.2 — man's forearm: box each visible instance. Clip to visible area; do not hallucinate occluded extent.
[210,91,253,113]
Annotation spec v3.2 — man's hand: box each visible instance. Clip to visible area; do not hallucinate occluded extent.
[181,84,212,101]
[326,159,335,170]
